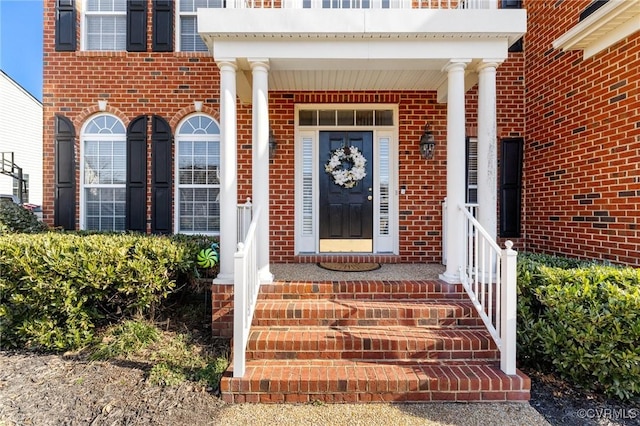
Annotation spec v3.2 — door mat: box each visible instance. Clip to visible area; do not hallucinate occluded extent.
[317,262,381,272]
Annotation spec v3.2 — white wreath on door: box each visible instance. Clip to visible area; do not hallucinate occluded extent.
[324,146,367,189]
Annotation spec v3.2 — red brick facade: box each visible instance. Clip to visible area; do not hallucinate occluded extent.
[524,0,640,266]
[43,1,636,265]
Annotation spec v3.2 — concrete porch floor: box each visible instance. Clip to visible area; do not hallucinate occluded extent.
[271,263,445,282]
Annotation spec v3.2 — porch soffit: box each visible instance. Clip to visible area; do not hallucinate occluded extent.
[198,8,526,95]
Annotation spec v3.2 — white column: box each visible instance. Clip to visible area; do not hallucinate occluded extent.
[213,60,237,284]
[477,60,500,244]
[250,60,273,284]
[440,60,470,284]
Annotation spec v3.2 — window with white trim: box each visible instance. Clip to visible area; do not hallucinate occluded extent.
[176,115,221,234]
[177,0,222,52]
[81,115,126,231]
[84,0,127,51]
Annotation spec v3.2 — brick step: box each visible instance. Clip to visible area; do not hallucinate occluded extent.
[252,299,484,328]
[259,280,467,300]
[220,360,530,404]
[246,326,498,361]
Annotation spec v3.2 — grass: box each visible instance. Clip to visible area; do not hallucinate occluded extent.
[88,290,229,392]
[91,320,160,361]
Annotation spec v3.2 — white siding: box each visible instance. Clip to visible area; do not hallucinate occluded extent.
[0,71,43,205]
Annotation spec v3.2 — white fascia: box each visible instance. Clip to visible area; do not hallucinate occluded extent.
[553,0,640,60]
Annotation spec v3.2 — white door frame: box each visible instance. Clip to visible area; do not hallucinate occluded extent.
[294,104,399,255]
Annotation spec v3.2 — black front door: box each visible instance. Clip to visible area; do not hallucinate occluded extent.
[319,131,373,252]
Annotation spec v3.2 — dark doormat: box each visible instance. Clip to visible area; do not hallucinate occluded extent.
[317,262,381,272]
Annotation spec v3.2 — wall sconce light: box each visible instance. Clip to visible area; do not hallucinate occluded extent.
[419,123,436,159]
[97,99,108,111]
[194,101,203,112]
[269,129,278,159]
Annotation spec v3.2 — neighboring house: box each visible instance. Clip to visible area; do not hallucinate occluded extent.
[0,70,43,206]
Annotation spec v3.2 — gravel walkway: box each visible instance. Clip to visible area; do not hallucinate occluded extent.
[216,402,550,426]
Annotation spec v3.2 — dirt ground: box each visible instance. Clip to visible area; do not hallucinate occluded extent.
[1,350,639,426]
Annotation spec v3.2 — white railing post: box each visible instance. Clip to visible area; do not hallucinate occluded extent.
[233,242,248,377]
[500,240,517,375]
[237,197,252,243]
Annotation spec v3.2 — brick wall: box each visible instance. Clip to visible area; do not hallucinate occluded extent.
[524,0,640,266]
[43,1,524,264]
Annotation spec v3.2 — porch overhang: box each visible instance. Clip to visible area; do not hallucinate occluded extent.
[198,8,526,102]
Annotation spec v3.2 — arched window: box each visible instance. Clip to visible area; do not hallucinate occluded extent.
[175,114,221,234]
[81,114,126,231]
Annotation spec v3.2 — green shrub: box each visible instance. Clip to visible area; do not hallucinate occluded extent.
[517,253,640,399]
[0,201,47,234]
[0,233,204,351]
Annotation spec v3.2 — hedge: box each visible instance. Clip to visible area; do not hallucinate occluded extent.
[0,201,47,234]
[517,253,640,399]
[0,233,216,351]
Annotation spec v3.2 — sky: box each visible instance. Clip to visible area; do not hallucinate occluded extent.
[0,0,43,101]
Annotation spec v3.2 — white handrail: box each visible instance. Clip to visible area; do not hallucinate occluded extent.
[459,205,517,375]
[233,206,262,378]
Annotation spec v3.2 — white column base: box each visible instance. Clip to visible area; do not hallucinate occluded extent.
[212,273,234,285]
[259,266,273,284]
[439,270,461,284]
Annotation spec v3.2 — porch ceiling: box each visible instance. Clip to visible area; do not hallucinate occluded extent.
[198,8,526,98]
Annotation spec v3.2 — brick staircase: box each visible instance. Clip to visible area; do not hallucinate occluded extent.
[220,279,530,403]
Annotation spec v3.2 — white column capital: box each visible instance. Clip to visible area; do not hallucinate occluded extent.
[216,59,238,71]
[476,59,503,72]
[443,59,471,73]
[249,59,270,71]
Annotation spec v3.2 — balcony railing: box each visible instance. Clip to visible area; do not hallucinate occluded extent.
[221,0,498,9]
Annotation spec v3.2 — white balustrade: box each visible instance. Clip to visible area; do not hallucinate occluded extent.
[459,204,517,375]
[233,206,261,378]
[218,0,497,9]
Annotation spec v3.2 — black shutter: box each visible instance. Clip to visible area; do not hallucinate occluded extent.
[127,0,147,52]
[500,137,524,238]
[126,116,148,232]
[54,115,76,230]
[55,0,76,52]
[153,0,174,52]
[151,116,172,234]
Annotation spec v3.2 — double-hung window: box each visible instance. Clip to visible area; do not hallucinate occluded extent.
[177,0,222,52]
[84,0,127,51]
[175,115,221,234]
[81,115,127,231]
